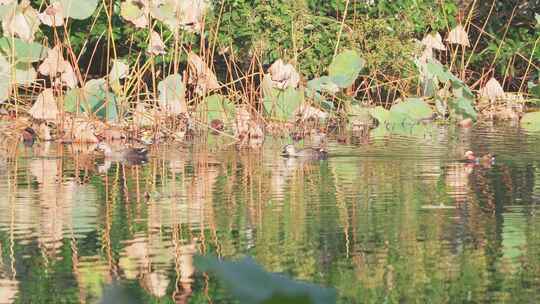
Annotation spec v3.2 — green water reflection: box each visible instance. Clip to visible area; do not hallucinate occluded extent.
[0,126,539,303]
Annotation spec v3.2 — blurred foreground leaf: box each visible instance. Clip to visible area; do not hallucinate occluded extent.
[195,255,336,304]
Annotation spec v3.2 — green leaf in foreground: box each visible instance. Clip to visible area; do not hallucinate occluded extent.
[328,49,364,88]
[58,0,98,20]
[520,111,540,132]
[194,255,336,304]
[0,37,48,63]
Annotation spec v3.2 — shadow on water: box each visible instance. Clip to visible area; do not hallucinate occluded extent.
[0,125,539,303]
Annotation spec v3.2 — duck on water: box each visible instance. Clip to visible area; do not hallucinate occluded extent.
[281,144,328,160]
[464,150,495,166]
[96,142,149,164]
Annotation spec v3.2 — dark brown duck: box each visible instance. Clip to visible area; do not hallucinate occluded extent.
[281,144,328,160]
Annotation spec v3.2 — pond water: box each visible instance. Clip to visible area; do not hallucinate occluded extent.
[0,126,539,303]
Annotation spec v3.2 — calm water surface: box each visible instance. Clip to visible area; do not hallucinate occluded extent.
[0,126,539,303]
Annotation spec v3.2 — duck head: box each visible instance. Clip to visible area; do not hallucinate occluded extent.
[481,153,495,165]
[96,142,112,154]
[464,150,476,161]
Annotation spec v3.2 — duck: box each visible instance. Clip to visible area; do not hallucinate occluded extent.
[210,119,224,133]
[464,150,495,166]
[96,142,149,164]
[281,144,328,160]
[22,127,37,146]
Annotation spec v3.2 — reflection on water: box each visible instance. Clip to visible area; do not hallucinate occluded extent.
[0,126,539,303]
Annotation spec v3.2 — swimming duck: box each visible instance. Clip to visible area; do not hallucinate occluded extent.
[22,127,37,146]
[464,150,495,166]
[281,144,328,160]
[210,119,224,133]
[96,142,149,164]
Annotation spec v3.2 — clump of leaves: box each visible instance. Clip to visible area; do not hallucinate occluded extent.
[351,17,418,78]
[420,59,477,121]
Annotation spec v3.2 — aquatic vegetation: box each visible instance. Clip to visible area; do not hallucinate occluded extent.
[0,0,538,145]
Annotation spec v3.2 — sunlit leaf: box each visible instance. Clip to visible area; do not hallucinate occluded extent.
[263,74,304,121]
[452,82,474,99]
[109,59,129,82]
[149,1,176,28]
[426,58,474,100]
[369,99,434,130]
[58,0,98,20]
[149,0,208,32]
[307,76,339,94]
[0,54,9,101]
[158,74,186,115]
[426,59,451,82]
[64,79,118,121]
[390,98,434,121]
[369,106,390,124]
[0,37,48,62]
[200,94,235,123]
[328,49,364,88]
[120,0,148,28]
[0,1,16,20]
[12,62,36,84]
